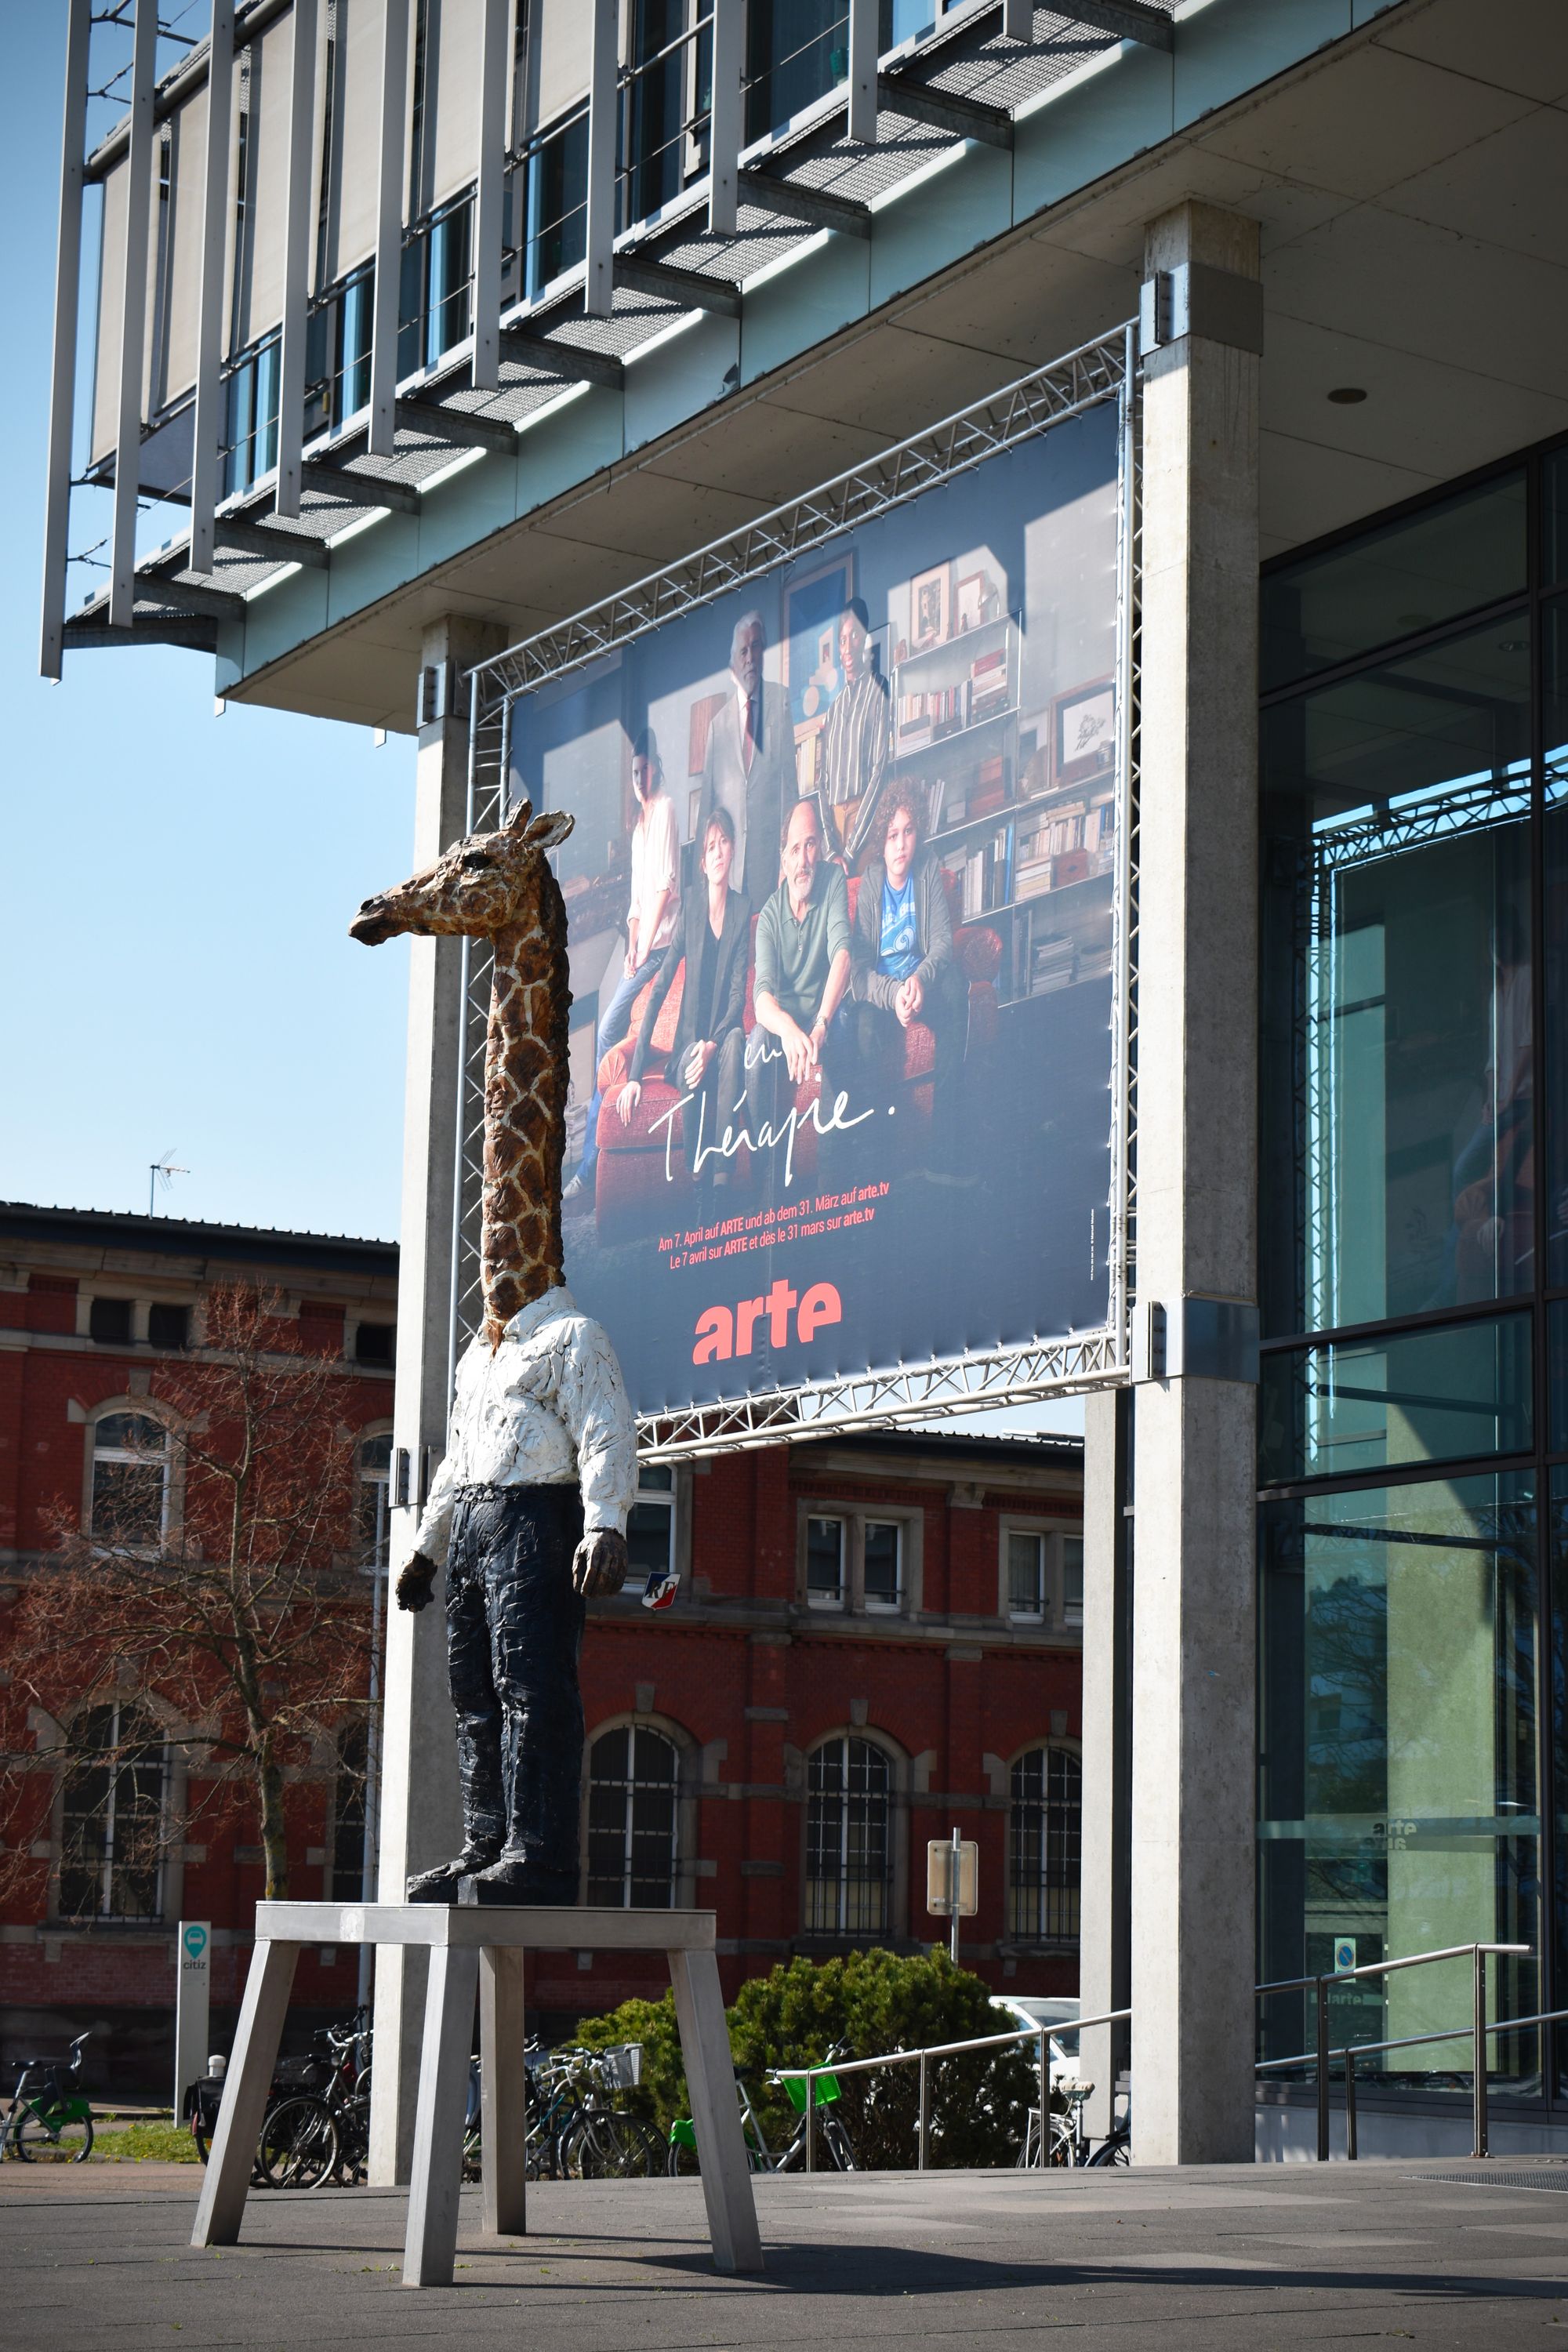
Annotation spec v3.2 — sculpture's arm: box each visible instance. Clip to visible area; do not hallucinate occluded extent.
[556,1321,638,1597]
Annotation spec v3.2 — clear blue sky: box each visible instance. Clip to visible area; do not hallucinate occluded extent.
[0,7,410,1243]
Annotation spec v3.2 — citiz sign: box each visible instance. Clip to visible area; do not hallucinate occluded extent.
[693,1279,842,1365]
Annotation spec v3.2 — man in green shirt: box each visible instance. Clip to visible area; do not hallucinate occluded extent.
[753,796,853,1079]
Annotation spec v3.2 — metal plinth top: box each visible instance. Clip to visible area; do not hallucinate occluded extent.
[255,1899,718,1952]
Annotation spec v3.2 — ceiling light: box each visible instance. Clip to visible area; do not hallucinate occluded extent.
[1327,387,1367,405]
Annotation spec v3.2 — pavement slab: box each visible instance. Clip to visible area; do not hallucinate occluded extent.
[5,2158,1568,2349]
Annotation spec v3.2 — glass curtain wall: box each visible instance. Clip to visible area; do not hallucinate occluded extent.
[1258,445,1568,2103]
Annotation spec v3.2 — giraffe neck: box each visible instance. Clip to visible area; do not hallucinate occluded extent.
[479,875,569,1346]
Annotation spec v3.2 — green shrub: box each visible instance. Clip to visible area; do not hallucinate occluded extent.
[572,1947,1036,2170]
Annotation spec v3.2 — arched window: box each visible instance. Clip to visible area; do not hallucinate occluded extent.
[1008,1746,1081,1943]
[58,1701,168,1922]
[89,1412,171,1545]
[357,1431,393,1568]
[806,1735,891,1936]
[586,1725,679,1907]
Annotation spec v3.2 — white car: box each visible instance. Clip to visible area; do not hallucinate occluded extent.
[989,1995,1081,2093]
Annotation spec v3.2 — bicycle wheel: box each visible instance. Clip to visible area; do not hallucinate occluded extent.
[594,2115,664,2179]
[559,2117,599,2179]
[1046,2112,1075,2168]
[1087,2130,1130,2169]
[823,2118,858,2172]
[667,2133,700,2177]
[258,2095,339,2189]
[13,2107,93,2163]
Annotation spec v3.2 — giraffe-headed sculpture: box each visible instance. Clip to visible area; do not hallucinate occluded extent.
[351,793,641,1907]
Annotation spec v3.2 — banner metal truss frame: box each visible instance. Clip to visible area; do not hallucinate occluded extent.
[459,325,1141,1454]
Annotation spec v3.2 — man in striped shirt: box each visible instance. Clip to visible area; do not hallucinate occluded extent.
[822,599,890,846]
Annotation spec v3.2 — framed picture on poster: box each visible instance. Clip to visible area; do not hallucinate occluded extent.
[910,562,949,649]
[785,554,855,731]
[1053,677,1116,787]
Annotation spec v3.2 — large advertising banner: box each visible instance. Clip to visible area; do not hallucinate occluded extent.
[509,401,1123,1417]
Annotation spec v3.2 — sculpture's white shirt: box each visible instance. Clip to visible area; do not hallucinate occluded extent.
[411,1284,637,1565]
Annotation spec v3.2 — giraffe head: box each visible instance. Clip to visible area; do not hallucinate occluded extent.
[352,795,577,1346]
[349,794,575,948]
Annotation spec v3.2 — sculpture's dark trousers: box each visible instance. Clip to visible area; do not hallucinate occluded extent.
[446,1483,584,1901]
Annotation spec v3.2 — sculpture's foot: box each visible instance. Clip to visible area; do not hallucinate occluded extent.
[457,1857,579,1907]
[405,1848,501,1905]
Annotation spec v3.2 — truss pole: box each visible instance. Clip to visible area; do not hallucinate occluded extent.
[584,0,617,318]
[40,0,92,679]
[109,0,158,630]
[708,0,746,238]
[274,0,319,518]
[470,0,510,392]
[369,0,410,457]
[848,0,878,143]
[189,0,235,576]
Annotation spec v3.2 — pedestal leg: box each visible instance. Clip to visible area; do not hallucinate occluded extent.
[668,1947,763,2274]
[479,1944,528,2235]
[404,1941,480,2287]
[191,1939,300,2248]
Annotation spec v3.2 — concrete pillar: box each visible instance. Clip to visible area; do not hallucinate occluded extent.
[368,615,502,2185]
[1128,201,1261,2165]
[1079,1385,1131,2143]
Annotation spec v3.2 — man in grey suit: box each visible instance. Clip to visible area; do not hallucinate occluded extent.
[693,608,797,905]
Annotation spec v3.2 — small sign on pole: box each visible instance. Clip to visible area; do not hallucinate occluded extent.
[173,1919,211,2120]
[1333,1936,1356,1976]
[927,1830,978,1962]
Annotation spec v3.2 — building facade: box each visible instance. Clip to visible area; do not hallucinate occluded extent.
[37,0,1568,2161]
[0,1204,1083,2085]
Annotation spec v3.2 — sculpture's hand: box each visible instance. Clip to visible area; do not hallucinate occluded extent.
[572,1528,630,1599]
[396,1552,439,1612]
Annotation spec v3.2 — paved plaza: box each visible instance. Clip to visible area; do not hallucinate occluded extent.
[6,2158,1568,2349]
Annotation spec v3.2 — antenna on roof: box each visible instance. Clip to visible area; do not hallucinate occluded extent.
[148,1151,188,1216]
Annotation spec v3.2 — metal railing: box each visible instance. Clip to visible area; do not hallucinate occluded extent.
[1255,1942,1535,2160]
[770,1941,1553,2173]
[774,2006,1131,2173]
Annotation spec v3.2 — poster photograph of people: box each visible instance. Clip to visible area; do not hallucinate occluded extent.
[509,401,1123,1414]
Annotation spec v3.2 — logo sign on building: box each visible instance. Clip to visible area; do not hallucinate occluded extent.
[506,393,1128,1422]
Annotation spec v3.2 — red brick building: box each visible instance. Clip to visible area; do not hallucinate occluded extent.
[1,1204,1082,2086]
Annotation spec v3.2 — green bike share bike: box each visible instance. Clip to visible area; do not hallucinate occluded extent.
[2,2032,94,2162]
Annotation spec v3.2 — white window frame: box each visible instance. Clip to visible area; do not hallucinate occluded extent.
[1006,1740,1083,1947]
[584,1719,686,1909]
[803,1731,898,1939]
[87,1406,175,1548]
[628,1461,679,1584]
[804,1512,848,1610]
[797,1502,923,1617]
[999,1519,1083,1635]
[55,1699,171,1925]
[356,1423,394,1571]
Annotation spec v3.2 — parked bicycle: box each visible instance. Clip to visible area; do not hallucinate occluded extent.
[517,2043,661,2180]
[187,2009,373,2188]
[1017,2078,1130,2169]
[668,2043,859,2175]
[1,2032,93,2163]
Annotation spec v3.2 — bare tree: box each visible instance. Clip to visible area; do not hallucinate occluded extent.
[2,1284,374,1907]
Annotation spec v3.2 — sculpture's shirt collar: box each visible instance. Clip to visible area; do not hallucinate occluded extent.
[502,1283,576,1345]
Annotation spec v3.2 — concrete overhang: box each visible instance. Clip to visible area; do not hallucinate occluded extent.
[215,0,1568,735]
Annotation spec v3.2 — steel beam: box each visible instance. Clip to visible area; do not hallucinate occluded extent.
[584,0,618,318]
[65,614,218,652]
[213,516,329,569]
[39,0,91,678]
[876,73,1013,148]
[189,0,235,575]
[1002,0,1031,36]
[613,254,741,318]
[499,326,625,391]
[370,0,411,457]
[708,0,746,237]
[299,459,420,514]
[848,0,879,143]
[396,398,515,456]
[736,169,870,240]
[1063,2,1174,52]
[470,0,510,390]
[109,0,158,630]
[136,574,246,622]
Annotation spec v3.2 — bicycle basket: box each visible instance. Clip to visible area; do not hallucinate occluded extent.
[670,2117,697,2150]
[274,2056,328,2091]
[600,2042,642,2090]
[782,2071,840,2111]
